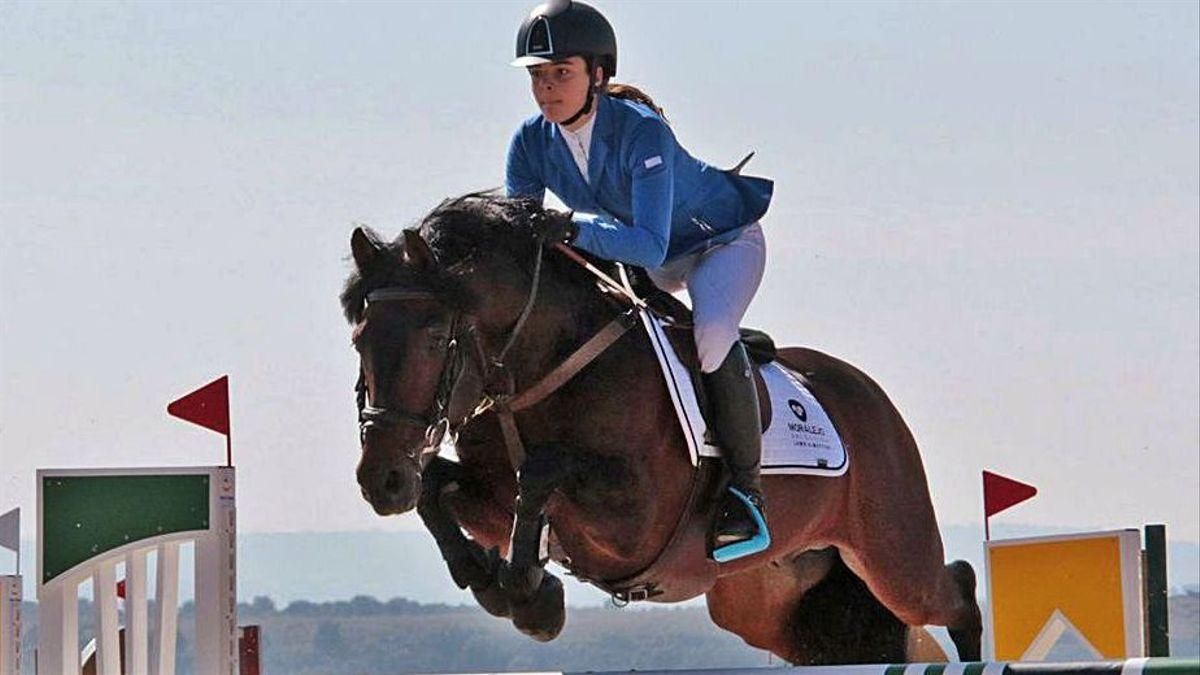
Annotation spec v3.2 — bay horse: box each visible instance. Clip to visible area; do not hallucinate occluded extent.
[341,194,981,665]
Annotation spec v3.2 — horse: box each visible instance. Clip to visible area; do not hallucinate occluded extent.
[341,193,982,665]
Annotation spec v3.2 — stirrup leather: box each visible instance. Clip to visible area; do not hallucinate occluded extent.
[712,486,770,563]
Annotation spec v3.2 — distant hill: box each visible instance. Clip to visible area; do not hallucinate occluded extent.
[10,524,1198,607]
[15,591,1198,675]
[234,525,1198,607]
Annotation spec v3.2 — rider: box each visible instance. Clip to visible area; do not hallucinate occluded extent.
[505,0,775,560]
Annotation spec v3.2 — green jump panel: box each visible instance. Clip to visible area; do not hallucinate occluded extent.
[41,474,210,584]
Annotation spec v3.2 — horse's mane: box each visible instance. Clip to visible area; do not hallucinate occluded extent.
[419,192,543,269]
[340,192,560,323]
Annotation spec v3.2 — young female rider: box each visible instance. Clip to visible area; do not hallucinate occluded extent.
[505,0,774,560]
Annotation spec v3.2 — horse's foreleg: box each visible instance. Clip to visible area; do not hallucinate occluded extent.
[496,446,574,642]
[416,457,511,618]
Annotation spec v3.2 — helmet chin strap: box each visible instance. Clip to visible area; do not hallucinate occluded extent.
[560,65,600,128]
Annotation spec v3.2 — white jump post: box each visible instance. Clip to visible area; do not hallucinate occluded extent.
[37,466,237,675]
[1,574,20,675]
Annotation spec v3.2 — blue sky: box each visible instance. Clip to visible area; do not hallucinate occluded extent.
[1,0,1197,555]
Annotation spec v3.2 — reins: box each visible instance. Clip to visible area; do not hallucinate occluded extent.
[495,244,545,366]
[552,243,646,310]
[478,242,642,468]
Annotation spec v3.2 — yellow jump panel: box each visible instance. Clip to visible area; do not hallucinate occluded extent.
[987,529,1142,661]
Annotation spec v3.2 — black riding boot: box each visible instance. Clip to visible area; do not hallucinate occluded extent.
[703,342,768,551]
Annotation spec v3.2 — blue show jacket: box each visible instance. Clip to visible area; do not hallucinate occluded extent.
[505,94,773,268]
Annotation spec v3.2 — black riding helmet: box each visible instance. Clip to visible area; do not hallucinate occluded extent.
[512,0,617,78]
[513,1,617,126]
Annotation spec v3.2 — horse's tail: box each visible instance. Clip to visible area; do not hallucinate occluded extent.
[789,550,909,665]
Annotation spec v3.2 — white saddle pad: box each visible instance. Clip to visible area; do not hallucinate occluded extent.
[640,311,848,476]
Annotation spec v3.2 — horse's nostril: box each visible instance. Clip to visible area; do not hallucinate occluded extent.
[384,469,402,496]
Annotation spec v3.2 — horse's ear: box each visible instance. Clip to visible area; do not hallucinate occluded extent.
[351,226,383,272]
[402,229,437,270]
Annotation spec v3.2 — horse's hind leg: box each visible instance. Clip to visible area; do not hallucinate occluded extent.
[945,560,981,660]
[839,543,982,661]
[708,547,934,665]
[705,548,841,664]
[786,552,913,664]
[707,548,955,665]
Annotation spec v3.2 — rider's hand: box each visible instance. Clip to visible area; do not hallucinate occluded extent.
[530,209,578,245]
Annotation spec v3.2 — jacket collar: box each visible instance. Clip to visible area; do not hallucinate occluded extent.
[551,94,614,198]
[586,93,614,187]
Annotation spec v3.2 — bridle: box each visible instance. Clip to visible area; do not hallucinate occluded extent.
[354,287,468,465]
[354,245,547,468]
[354,241,641,473]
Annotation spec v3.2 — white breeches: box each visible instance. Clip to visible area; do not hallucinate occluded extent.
[646,223,767,373]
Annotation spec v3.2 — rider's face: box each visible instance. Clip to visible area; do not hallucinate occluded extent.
[527,57,596,125]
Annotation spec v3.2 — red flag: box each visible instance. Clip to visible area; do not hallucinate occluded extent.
[168,376,230,435]
[116,579,126,600]
[983,470,1037,518]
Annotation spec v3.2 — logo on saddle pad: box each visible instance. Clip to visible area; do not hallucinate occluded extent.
[788,399,807,421]
[786,398,826,437]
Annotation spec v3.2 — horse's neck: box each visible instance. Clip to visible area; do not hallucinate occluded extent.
[494,278,620,390]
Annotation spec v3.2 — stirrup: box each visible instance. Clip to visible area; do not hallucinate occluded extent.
[712,486,770,563]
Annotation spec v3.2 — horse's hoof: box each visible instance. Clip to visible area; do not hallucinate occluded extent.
[947,560,983,661]
[471,580,513,619]
[510,572,565,642]
[498,560,545,604]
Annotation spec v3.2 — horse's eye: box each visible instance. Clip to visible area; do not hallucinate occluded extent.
[427,331,450,350]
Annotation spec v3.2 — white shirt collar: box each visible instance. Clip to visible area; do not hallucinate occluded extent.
[558,113,596,182]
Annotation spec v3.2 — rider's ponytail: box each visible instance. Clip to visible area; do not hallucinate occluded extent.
[605,83,668,123]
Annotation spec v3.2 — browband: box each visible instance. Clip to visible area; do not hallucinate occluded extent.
[366,288,440,303]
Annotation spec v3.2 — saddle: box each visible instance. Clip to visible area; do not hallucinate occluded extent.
[624,268,777,433]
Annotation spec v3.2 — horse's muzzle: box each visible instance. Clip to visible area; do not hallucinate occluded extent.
[357,460,420,515]
[356,428,422,515]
